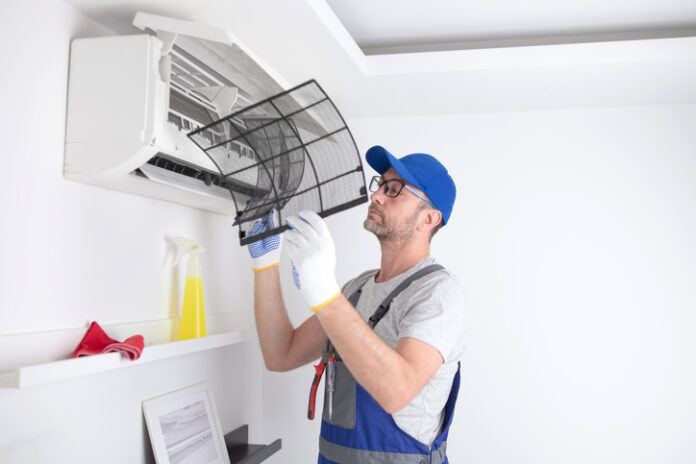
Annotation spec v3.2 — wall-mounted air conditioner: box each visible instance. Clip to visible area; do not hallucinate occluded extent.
[64,12,288,215]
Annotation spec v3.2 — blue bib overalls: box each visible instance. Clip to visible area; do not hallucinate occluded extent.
[312,265,461,464]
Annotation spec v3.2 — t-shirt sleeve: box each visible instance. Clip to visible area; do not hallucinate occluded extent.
[396,274,466,363]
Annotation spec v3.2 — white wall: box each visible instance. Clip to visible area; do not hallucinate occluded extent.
[0,1,248,336]
[342,105,696,463]
[258,103,696,464]
[0,2,270,462]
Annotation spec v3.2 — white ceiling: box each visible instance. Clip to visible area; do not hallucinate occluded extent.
[62,0,696,119]
[325,0,696,53]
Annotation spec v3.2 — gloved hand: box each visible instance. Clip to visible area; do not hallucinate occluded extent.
[285,211,341,312]
[247,210,282,271]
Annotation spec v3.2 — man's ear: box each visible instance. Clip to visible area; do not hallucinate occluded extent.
[419,207,442,233]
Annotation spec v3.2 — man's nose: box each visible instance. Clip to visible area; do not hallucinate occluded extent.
[370,188,386,204]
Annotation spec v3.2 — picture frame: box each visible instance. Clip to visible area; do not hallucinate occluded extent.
[143,382,231,464]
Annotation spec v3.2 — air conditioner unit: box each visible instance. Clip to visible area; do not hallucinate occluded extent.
[64,12,288,215]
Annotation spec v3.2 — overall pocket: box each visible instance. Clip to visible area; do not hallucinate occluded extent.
[322,361,356,429]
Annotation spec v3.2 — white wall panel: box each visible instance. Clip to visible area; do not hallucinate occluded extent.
[0,2,265,463]
[346,105,696,464]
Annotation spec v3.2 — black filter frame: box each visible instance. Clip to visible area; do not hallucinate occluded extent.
[187,80,368,246]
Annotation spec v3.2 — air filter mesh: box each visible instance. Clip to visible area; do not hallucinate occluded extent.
[188,80,368,245]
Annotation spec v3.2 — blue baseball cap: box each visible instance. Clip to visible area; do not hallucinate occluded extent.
[366,145,456,225]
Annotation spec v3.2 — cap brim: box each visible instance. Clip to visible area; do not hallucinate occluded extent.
[365,146,422,191]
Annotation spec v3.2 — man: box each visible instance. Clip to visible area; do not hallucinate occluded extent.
[248,145,465,463]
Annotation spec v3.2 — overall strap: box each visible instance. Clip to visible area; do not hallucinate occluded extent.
[326,264,445,361]
[367,264,444,329]
[340,269,376,308]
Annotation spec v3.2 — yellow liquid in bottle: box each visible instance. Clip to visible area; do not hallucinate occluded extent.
[178,276,207,340]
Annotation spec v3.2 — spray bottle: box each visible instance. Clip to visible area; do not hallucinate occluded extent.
[173,237,207,340]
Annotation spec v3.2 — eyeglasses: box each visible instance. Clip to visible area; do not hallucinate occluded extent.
[368,176,435,209]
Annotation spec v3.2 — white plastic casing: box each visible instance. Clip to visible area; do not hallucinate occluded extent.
[64,12,287,215]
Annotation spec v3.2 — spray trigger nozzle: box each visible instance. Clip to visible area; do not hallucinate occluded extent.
[170,236,205,268]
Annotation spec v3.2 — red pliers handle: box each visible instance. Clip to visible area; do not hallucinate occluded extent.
[307,361,326,420]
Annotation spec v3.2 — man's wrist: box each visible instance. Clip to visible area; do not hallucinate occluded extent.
[251,252,281,272]
[252,261,280,272]
[303,279,341,312]
[310,290,342,312]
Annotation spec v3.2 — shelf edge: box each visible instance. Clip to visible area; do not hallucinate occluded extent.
[0,330,251,389]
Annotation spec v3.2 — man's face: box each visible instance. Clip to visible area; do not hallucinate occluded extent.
[364,168,426,242]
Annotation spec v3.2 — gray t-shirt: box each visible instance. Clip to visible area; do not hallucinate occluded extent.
[341,257,466,446]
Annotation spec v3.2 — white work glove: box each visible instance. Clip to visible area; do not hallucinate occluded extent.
[285,211,341,312]
[247,210,282,271]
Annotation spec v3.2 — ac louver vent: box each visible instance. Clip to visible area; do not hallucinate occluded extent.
[133,154,260,200]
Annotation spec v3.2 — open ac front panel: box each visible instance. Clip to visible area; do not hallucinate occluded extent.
[63,12,288,216]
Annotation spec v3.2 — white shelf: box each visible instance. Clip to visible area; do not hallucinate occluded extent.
[0,330,251,389]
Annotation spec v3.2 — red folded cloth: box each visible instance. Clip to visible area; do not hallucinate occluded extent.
[71,321,144,360]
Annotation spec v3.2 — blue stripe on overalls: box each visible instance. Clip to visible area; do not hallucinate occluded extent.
[317,265,461,464]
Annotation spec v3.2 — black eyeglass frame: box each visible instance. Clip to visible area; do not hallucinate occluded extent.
[368,175,406,198]
[368,175,436,208]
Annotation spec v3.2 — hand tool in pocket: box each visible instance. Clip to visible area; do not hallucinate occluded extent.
[327,355,336,420]
[307,361,326,420]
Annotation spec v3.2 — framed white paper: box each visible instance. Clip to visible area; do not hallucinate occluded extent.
[142,382,230,464]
